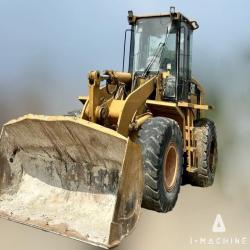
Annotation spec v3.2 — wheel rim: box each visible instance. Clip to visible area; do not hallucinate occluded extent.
[163,144,178,192]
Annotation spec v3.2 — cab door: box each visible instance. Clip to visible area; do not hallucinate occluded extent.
[178,23,192,101]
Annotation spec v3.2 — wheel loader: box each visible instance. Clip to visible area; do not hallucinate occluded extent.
[0,7,217,249]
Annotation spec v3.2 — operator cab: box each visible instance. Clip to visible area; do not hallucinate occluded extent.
[127,8,199,101]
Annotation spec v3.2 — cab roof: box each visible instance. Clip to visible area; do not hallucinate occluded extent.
[128,9,199,30]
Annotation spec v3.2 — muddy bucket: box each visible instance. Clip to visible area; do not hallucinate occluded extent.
[0,115,143,248]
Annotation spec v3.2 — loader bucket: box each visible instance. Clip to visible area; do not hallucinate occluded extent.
[0,115,143,248]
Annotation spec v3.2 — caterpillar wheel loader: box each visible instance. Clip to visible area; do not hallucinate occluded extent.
[0,7,217,249]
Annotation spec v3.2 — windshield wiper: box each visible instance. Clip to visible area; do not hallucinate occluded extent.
[142,42,165,77]
[142,22,172,77]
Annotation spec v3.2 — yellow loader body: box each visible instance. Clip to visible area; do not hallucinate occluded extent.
[0,9,218,249]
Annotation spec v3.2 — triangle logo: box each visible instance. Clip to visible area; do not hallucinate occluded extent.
[212,214,226,233]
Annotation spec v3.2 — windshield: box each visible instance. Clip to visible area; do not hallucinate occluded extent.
[131,17,177,73]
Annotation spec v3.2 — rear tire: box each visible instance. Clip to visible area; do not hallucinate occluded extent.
[185,118,218,187]
[138,117,183,213]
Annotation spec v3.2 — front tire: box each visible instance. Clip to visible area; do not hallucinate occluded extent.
[138,117,183,213]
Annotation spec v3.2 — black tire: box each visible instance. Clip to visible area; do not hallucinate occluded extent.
[138,117,183,213]
[186,118,218,187]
